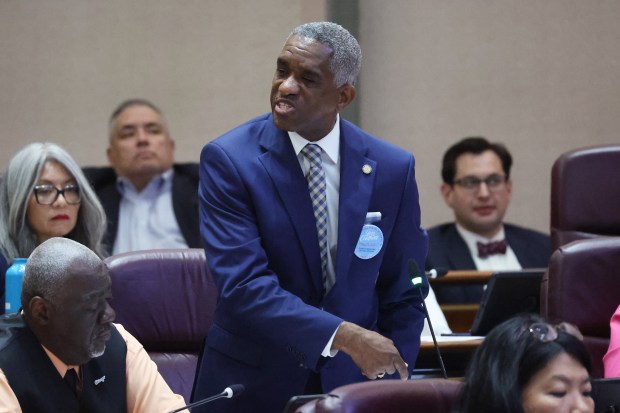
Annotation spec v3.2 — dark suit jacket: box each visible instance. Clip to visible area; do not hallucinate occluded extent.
[82,163,202,254]
[192,114,429,412]
[426,222,551,303]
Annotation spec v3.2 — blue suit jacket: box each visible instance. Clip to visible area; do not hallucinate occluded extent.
[192,114,428,412]
[426,222,551,303]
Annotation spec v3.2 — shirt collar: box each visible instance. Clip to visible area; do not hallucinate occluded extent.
[288,114,340,165]
[456,223,506,250]
[42,345,80,378]
[116,168,174,195]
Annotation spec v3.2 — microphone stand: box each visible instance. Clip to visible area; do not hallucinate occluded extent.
[411,275,448,379]
[169,385,242,413]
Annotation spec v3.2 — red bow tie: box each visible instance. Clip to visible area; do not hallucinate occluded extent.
[477,239,507,258]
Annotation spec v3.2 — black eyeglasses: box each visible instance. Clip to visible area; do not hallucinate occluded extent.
[528,322,584,343]
[452,174,507,192]
[33,184,81,205]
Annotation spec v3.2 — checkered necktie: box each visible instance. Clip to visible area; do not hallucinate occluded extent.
[301,144,330,292]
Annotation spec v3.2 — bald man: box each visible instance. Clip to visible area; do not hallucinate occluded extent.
[0,237,185,412]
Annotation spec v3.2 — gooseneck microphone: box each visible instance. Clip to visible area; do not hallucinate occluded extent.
[168,384,245,413]
[409,259,448,380]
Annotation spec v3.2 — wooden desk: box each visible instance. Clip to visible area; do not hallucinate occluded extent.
[420,338,483,353]
[430,271,493,333]
[417,338,484,378]
[430,270,493,285]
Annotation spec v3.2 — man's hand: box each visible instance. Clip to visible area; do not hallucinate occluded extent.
[332,321,409,380]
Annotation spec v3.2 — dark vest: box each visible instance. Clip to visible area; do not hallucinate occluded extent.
[0,313,127,412]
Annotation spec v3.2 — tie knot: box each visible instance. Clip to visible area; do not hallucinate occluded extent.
[301,144,323,166]
[477,239,507,258]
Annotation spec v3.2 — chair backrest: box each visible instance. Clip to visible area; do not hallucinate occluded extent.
[541,238,620,378]
[295,379,462,413]
[551,144,620,251]
[105,248,217,401]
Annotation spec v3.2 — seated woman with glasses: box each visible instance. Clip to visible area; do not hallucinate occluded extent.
[0,142,106,313]
[453,313,594,413]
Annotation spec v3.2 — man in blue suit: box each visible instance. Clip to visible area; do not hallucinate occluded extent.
[426,137,551,304]
[192,22,428,412]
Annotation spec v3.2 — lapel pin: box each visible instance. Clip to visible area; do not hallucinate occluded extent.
[362,164,372,175]
[94,376,106,386]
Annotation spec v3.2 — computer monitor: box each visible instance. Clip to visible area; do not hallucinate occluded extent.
[592,377,620,413]
[469,269,545,336]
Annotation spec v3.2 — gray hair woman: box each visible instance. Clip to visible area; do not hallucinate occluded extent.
[0,142,106,312]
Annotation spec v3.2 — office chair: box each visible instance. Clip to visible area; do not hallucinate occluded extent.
[551,144,620,251]
[105,248,217,401]
[292,379,461,413]
[541,238,620,378]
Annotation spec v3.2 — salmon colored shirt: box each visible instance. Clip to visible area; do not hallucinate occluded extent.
[0,323,185,413]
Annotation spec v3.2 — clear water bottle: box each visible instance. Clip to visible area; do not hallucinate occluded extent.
[5,258,27,314]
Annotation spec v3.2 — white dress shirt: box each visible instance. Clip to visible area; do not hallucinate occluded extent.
[456,224,522,271]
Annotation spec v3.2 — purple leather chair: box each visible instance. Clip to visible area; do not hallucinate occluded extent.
[105,248,217,402]
[551,144,620,251]
[541,238,620,378]
[294,379,462,413]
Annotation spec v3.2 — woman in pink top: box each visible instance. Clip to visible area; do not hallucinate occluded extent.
[603,304,620,377]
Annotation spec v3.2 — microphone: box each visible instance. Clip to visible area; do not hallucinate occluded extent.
[408,259,448,380]
[168,384,245,413]
[426,267,448,279]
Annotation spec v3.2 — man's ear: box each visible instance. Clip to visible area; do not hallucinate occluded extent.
[28,297,51,326]
[440,183,454,206]
[106,146,115,168]
[337,84,356,112]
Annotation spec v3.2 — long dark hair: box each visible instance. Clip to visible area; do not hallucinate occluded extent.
[453,313,592,413]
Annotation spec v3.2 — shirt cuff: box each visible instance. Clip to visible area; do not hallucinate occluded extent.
[321,325,340,358]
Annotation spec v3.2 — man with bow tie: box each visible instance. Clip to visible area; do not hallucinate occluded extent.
[426,137,551,304]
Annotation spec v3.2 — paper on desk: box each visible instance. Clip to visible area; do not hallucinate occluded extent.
[421,335,484,343]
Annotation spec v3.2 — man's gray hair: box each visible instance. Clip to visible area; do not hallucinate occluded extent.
[108,98,168,141]
[290,22,362,87]
[0,142,107,261]
[22,237,103,307]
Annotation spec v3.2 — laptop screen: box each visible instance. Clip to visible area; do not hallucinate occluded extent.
[592,378,620,413]
[469,269,545,336]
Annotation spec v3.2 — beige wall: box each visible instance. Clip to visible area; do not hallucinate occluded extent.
[359,0,620,233]
[2,1,619,235]
[0,0,325,165]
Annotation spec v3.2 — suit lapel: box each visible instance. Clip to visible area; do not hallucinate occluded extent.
[447,225,477,268]
[336,121,376,283]
[257,121,324,294]
[101,185,121,254]
[505,226,530,267]
[171,167,200,248]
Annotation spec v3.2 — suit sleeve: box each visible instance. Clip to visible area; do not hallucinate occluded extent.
[199,142,342,370]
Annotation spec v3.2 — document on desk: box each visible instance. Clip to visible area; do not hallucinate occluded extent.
[421,334,484,343]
